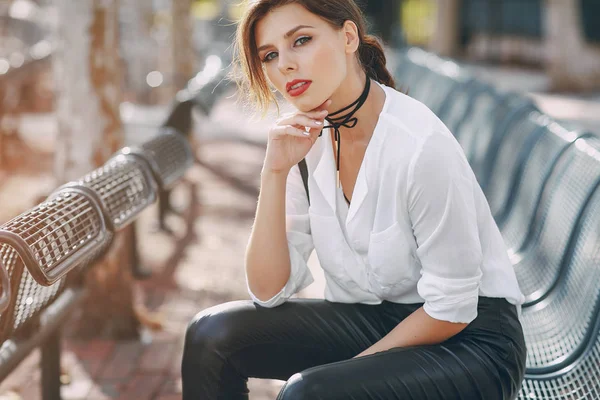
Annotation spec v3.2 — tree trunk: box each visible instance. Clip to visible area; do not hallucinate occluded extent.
[53,0,140,339]
[0,85,4,169]
[120,0,156,102]
[545,0,600,91]
[172,0,195,91]
[431,0,461,57]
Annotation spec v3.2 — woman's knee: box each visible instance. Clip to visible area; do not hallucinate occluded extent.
[277,371,328,400]
[183,300,254,359]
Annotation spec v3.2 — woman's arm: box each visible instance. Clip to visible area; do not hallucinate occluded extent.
[245,164,315,306]
[354,307,467,357]
[356,129,482,356]
[245,168,293,302]
[245,106,328,307]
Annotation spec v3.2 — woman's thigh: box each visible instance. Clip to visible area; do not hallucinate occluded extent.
[277,339,519,400]
[183,298,417,381]
[277,297,526,400]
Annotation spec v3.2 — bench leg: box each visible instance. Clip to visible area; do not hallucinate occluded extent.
[131,221,152,279]
[41,330,62,400]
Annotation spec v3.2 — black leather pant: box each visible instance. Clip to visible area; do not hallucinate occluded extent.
[181,297,526,399]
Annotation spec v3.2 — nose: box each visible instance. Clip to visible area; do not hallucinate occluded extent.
[277,50,297,74]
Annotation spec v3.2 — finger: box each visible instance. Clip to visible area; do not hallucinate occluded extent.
[293,124,323,144]
[283,114,324,129]
[272,125,312,139]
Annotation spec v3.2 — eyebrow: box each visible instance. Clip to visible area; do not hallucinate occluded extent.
[257,25,314,52]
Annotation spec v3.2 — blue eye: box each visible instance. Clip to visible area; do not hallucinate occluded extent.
[295,36,311,46]
[263,52,277,62]
[262,36,312,63]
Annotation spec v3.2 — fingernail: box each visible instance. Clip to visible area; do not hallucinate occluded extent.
[315,121,322,125]
[303,131,310,136]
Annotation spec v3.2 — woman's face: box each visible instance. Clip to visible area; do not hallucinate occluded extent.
[255,4,353,112]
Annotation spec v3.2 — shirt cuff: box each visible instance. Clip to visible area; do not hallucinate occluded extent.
[247,242,314,308]
[417,270,482,323]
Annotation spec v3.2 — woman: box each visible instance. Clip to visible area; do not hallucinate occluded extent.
[182,1,527,399]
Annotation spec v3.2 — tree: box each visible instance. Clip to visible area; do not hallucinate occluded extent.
[545,0,600,91]
[431,0,461,57]
[120,0,156,102]
[172,0,195,91]
[53,0,140,338]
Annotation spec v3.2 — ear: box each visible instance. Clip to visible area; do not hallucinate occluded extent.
[342,20,360,54]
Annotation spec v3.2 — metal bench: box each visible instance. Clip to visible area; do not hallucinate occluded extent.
[391,45,600,400]
[454,86,502,162]
[0,186,112,398]
[119,127,194,233]
[484,111,551,220]
[0,187,112,286]
[0,259,11,313]
[0,127,194,398]
[518,177,600,399]
[163,46,233,137]
[119,128,194,192]
[511,136,600,305]
[469,93,538,190]
[498,126,593,252]
[66,152,158,232]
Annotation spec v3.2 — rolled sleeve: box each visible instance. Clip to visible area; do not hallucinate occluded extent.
[246,165,314,307]
[407,131,483,324]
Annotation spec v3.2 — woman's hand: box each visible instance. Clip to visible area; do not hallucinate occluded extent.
[263,99,332,173]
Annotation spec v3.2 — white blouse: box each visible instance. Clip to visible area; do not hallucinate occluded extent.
[246,81,525,324]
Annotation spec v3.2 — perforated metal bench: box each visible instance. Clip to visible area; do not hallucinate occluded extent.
[518,174,600,399]
[66,152,158,232]
[391,46,600,399]
[511,136,600,305]
[119,127,194,233]
[0,128,194,398]
[0,186,112,398]
[0,260,10,314]
[483,111,551,220]
[122,127,194,191]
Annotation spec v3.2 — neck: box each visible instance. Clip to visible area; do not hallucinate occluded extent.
[326,69,385,145]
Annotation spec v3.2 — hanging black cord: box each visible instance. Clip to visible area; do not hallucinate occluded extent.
[319,77,372,191]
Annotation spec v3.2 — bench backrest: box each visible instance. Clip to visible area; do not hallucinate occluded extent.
[484,111,550,218]
[499,125,588,252]
[470,94,537,188]
[455,87,500,163]
[72,153,158,231]
[513,136,600,304]
[0,187,112,341]
[519,182,600,398]
[0,260,10,313]
[120,128,194,191]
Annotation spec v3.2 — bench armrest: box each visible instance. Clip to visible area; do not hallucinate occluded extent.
[0,186,113,286]
[119,128,194,191]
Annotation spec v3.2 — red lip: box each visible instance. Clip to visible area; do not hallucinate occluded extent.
[285,79,312,97]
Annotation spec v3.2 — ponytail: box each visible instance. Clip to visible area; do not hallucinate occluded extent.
[358,35,396,90]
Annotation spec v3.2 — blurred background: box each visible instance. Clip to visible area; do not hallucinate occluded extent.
[0,0,599,399]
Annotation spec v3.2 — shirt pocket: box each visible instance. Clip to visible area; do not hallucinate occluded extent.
[308,211,349,283]
[367,221,419,294]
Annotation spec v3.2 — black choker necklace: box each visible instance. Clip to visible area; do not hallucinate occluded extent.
[319,77,371,191]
